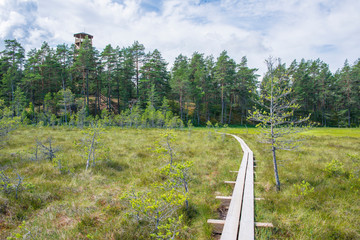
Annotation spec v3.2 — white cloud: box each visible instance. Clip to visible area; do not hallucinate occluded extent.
[0,0,359,74]
[0,11,26,38]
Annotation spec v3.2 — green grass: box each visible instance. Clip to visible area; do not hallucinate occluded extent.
[228,127,360,239]
[1,126,359,239]
[0,126,241,239]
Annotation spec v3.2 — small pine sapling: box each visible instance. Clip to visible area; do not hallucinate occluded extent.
[0,169,26,199]
[53,153,73,174]
[247,57,311,191]
[153,131,176,165]
[121,188,186,236]
[36,137,59,162]
[159,161,193,208]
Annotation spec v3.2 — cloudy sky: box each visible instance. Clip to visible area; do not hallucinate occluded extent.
[1,0,359,75]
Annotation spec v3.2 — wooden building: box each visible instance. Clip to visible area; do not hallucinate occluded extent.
[74,32,93,49]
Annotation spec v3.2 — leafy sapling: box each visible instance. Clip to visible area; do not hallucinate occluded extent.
[6,221,37,240]
[153,131,176,165]
[53,153,73,174]
[121,188,186,237]
[159,161,193,209]
[78,121,106,170]
[293,180,314,199]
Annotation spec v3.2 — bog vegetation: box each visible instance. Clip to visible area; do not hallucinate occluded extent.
[0,38,359,239]
[0,124,359,239]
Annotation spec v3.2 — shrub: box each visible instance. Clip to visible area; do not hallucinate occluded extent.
[293,180,314,198]
[323,160,344,177]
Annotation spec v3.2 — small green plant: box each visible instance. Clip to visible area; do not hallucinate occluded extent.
[77,121,106,170]
[36,137,59,162]
[121,188,186,236]
[150,215,188,239]
[324,159,344,177]
[122,132,191,238]
[52,154,73,174]
[159,161,193,208]
[7,221,37,240]
[0,169,27,199]
[153,131,177,165]
[293,180,314,198]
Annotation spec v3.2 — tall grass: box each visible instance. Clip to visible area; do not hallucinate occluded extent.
[0,126,241,239]
[229,128,360,239]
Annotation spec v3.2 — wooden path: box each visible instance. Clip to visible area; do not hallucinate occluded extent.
[208,134,271,239]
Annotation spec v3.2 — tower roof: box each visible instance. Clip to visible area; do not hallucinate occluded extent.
[74,32,93,39]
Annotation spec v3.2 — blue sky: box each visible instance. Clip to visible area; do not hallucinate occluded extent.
[1,0,359,74]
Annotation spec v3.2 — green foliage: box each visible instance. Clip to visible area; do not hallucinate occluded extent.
[76,106,87,128]
[36,137,59,162]
[12,87,26,117]
[0,99,20,148]
[7,221,37,240]
[122,131,193,238]
[78,122,106,170]
[150,215,188,240]
[159,161,193,208]
[292,180,314,198]
[0,169,28,199]
[152,131,177,164]
[323,159,344,177]
[52,153,73,174]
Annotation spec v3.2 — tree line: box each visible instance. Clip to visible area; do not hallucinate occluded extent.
[0,38,359,127]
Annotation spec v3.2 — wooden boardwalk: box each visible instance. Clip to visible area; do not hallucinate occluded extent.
[208,134,255,239]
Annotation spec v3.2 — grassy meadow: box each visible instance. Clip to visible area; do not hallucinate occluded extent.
[227,128,360,239]
[0,126,241,239]
[0,126,359,239]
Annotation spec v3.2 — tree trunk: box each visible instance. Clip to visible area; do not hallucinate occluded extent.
[180,91,183,121]
[86,69,89,110]
[272,144,280,191]
[117,78,120,114]
[221,83,224,124]
[228,94,233,125]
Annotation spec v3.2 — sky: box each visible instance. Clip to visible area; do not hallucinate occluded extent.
[0,0,359,75]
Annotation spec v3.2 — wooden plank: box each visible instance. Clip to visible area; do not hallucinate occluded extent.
[220,151,249,240]
[207,219,225,233]
[224,181,236,185]
[255,222,274,228]
[238,150,254,239]
[216,196,232,205]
